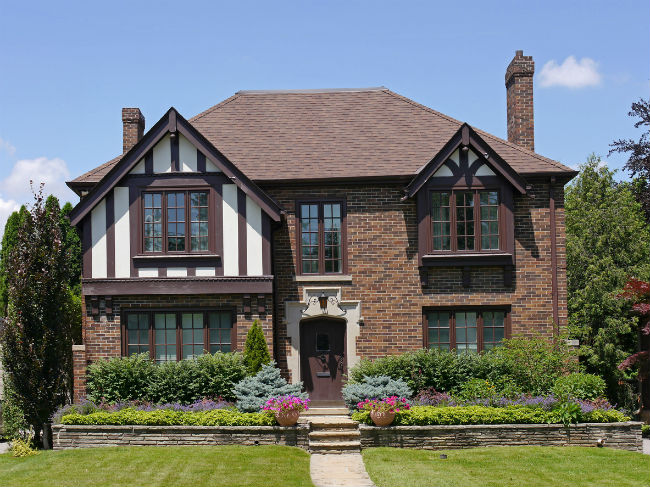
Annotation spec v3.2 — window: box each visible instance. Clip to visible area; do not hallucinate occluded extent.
[431,190,500,252]
[124,310,234,361]
[297,201,345,274]
[143,191,210,254]
[424,309,507,352]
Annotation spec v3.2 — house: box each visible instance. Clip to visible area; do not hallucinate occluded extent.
[67,51,576,403]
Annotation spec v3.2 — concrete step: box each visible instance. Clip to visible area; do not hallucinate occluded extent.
[308,416,358,429]
[309,440,361,452]
[309,430,361,440]
[303,407,349,416]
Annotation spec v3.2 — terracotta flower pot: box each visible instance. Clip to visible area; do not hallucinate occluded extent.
[370,410,395,426]
[275,409,301,426]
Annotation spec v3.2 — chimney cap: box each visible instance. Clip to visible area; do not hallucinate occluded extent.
[122,107,145,124]
[505,50,534,84]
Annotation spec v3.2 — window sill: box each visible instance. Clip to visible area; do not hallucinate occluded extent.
[421,253,513,267]
[294,274,353,283]
[133,254,221,266]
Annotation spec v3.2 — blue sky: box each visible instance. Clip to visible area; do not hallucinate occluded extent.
[0,0,648,236]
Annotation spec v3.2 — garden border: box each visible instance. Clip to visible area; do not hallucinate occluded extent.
[359,421,644,452]
[52,424,309,450]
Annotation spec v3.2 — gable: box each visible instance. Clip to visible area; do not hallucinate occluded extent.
[68,108,282,226]
[404,124,527,199]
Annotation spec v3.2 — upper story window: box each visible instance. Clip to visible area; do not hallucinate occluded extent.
[424,308,508,352]
[431,190,500,252]
[143,191,210,253]
[297,201,346,274]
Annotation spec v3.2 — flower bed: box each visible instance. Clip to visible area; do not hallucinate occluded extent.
[351,405,629,426]
[61,409,276,426]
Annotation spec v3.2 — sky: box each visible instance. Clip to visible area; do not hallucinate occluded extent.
[0,0,648,239]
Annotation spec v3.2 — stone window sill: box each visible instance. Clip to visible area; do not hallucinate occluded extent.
[294,275,353,283]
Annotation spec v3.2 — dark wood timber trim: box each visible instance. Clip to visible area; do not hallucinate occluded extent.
[68,107,282,226]
[133,254,221,267]
[214,182,224,276]
[129,185,139,277]
[237,188,247,275]
[197,150,206,173]
[82,216,92,278]
[422,306,512,351]
[170,132,180,172]
[106,190,115,278]
[82,277,273,295]
[144,151,153,174]
[262,213,272,275]
[422,253,514,267]
[550,177,559,332]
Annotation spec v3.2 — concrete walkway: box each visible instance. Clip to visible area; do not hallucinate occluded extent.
[310,453,375,487]
[644,438,649,455]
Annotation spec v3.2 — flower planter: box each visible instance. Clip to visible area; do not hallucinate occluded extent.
[275,409,301,426]
[370,410,395,426]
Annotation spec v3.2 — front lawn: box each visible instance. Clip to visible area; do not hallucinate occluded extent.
[362,446,650,487]
[0,445,313,487]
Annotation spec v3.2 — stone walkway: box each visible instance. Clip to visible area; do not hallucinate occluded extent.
[310,453,375,487]
[644,438,649,455]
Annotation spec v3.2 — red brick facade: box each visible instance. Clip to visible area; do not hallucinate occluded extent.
[506,50,535,152]
[266,181,566,380]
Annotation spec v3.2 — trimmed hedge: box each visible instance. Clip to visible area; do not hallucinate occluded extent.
[551,373,606,401]
[351,405,629,426]
[348,337,581,396]
[60,408,277,426]
[86,352,248,403]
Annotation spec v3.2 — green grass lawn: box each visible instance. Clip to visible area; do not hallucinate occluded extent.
[363,446,650,487]
[0,445,314,487]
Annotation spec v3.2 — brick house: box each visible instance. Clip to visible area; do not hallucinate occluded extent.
[67,51,576,403]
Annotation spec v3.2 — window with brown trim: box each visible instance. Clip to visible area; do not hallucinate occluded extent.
[124,310,234,362]
[296,201,346,274]
[431,189,500,252]
[142,190,210,254]
[424,309,508,352]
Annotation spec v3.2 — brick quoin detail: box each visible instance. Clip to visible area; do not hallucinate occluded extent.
[505,50,535,152]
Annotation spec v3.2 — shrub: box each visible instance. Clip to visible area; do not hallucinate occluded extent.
[234,362,306,412]
[351,405,629,426]
[10,436,39,457]
[60,408,276,426]
[243,320,270,374]
[86,352,247,403]
[413,388,455,407]
[1,379,28,439]
[348,337,580,396]
[342,375,412,409]
[455,379,498,402]
[551,373,607,401]
[642,424,649,438]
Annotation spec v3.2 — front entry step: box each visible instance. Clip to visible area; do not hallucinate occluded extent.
[307,410,361,454]
[303,407,349,417]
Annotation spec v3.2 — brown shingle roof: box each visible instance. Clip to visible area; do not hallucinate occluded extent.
[69,87,573,186]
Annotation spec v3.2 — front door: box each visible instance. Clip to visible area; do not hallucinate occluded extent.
[300,319,346,401]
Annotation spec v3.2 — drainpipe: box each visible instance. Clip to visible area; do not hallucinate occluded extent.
[549,177,559,333]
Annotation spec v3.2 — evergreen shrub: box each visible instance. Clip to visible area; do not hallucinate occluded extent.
[234,362,306,412]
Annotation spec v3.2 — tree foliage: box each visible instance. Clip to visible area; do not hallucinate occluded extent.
[242,320,271,374]
[0,188,76,443]
[566,156,650,403]
[0,206,29,316]
[609,98,650,222]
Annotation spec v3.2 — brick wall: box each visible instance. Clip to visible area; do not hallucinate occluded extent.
[267,181,567,380]
[74,293,273,399]
[505,50,535,151]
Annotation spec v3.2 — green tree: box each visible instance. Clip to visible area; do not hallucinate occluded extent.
[0,206,29,316]
[0,188,75,444]
[243,320,271,374]
[566,155,650,403]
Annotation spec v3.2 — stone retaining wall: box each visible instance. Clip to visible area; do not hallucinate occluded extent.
[359,422,643,452]
[53,424,309,450]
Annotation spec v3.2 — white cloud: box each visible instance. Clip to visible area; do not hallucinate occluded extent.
[0,157,72,203]
[0,137,16,157]
[539,56,602,88]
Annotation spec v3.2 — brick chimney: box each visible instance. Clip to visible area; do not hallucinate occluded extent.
[122,108,145,153]
[505,50,535,152]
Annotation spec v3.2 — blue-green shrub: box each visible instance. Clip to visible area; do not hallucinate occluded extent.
[551,373,607,401]
[233,362,306,412]
[342,375,412,409]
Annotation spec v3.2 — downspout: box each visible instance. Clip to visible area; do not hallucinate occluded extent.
[549,177,559,334]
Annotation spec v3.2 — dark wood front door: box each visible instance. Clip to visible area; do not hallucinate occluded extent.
[300,319,346,401]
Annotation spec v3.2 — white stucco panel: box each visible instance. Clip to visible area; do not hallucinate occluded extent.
[91,199,107,278]
[195,266,216,277]
[475,164,496,176]
[432,164,454,177]
[222,184,239,276]
[179,133,197,172]
[138,268,158,278]
[113,187,131,278]
[205,157,220,172]
[167,267,187,277]
[153,135,172,173]
[246,196,263,276]
[448,149,460,166]
[130,159,145,174]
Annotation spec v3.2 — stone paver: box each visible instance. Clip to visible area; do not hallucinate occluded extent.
[643,438,649,455]
[311,453,375,487]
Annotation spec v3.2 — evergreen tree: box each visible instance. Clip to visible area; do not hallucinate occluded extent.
[243,320,271,374]
[233,362,306,412]
[0,206,28,316]
[566,155,650,403]
[0,188,75,444]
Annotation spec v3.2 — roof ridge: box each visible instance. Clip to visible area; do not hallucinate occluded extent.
[190,93,241,123]
[384,89,571,172]
[236,87,387,95]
